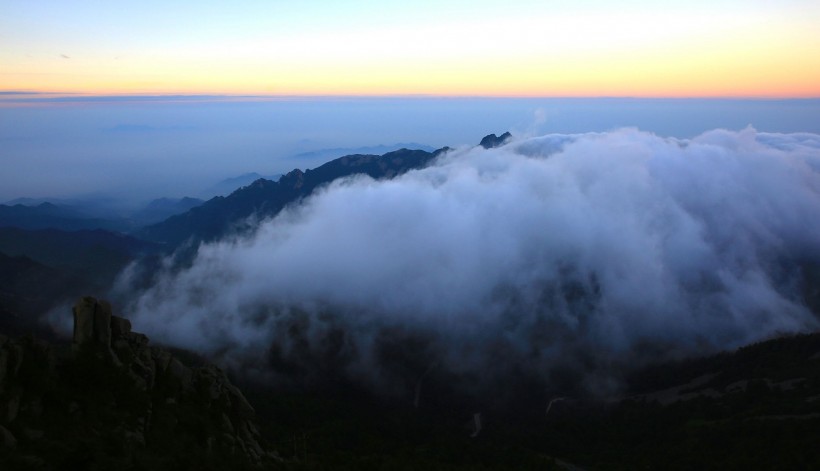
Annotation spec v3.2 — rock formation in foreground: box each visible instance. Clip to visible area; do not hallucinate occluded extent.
[0,296,278,469]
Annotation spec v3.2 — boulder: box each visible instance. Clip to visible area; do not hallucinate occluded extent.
[72,296,113,348]
[72,296,97,345]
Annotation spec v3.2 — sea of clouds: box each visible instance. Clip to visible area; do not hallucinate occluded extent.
[119,127,820,397]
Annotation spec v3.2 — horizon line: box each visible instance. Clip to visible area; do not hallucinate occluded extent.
[2,91,820,106]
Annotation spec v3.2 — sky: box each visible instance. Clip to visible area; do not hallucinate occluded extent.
[2,0,820,97]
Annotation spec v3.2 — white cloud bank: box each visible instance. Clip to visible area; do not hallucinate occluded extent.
[122,127,820,396]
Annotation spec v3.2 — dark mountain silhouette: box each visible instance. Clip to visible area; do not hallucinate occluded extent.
[0,252,83,336]
[0,202,130,232]
[551,332,820,469]
[243,328,820,469]
[131,197,204,226]
[479,132,512,149]
[0,228,161,324]
[200,173,283,199]
[293,142,437,162]
[0,227,160,334]
[0,227,158,284]
[137,147,450,247]
[1,197,206,233]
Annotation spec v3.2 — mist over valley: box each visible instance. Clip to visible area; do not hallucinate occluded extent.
[114,127,820,400]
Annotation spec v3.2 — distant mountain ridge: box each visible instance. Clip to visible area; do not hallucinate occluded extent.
[0,202,131,232]
[131,197,204,226]
[293,143,437,161]
[0,227,158,278]
[0,227,161,324]
[3,134,503,248]
[137,146,451,247]
[0,251,83,335]
[200,173,283,199]
[0,197,205,233]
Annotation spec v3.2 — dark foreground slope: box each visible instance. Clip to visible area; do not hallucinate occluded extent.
[0,297,278,470]
[2,297,819,469]
[137,147,448,247]
[240,331,820,470]
[548,333,820,469]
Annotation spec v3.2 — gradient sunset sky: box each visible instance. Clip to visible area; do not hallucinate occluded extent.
[3,0,819,98]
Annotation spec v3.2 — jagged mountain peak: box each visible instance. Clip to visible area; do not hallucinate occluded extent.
[479,131,512,149]
[137,146,448,247]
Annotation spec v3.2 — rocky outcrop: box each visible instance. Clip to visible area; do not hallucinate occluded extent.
[479,132,512,149]
[72,296,113,347]
[0,297,279,469]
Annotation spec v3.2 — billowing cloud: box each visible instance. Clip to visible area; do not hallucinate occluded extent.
[120,127,820,398]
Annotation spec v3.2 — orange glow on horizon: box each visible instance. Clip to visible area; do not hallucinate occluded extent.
[6,23,820,98]
[5,47,819,100]
[3,5,819,100]
[5,56,820,100]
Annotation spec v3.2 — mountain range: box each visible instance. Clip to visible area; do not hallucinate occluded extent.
[137,147,449,247]
[0,197,204,233]
[199,173,283,200]
[293,142,437,162]
[0,203,131,233]
[0,139,471,329]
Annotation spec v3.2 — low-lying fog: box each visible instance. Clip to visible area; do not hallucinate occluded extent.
[115,127,820,398]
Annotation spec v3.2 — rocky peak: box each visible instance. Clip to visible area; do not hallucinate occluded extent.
[479,132,512,149]
[279,168,305,189]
